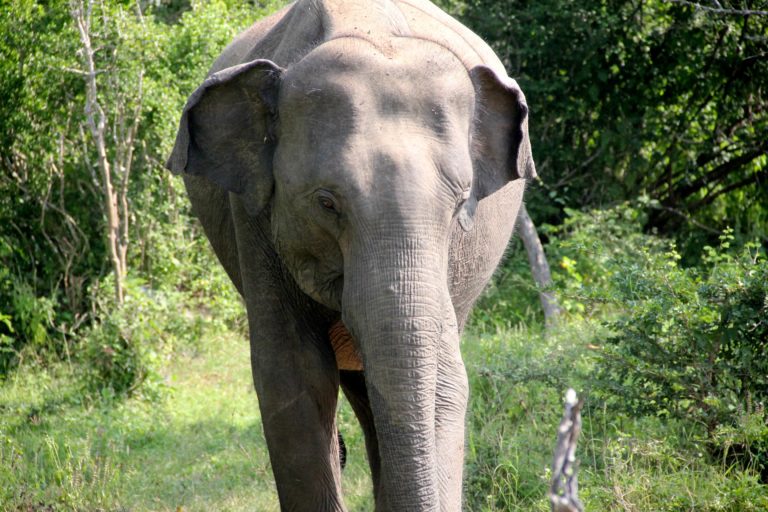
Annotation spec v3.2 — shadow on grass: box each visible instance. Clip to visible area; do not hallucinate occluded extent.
[3,400,278,510]
[2,378,372,511]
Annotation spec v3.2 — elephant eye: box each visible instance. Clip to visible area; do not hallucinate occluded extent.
[316,191,339,213]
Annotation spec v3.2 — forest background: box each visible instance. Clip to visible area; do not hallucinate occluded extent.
[1,0,766,509]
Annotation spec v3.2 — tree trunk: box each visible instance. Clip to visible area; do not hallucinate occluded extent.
[517,205,561,326]
[71,0,143,306]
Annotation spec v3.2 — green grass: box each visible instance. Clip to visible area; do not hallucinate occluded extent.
[0,332,372,510]
[460,322,768,511]
[2,321,767,510]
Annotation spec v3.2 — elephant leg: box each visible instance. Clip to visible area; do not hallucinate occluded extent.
[340,370,381,500]
[234,205,344,511]
[435,305,469,511]
[247,304,344,512]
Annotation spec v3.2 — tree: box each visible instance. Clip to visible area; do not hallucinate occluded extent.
[0,0,285,368]
[517,205,561,326]
[440,0,768,249]
[70,0,144,305]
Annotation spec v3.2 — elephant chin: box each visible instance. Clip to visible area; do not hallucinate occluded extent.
[329,320,363,371]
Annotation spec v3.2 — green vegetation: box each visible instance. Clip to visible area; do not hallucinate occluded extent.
[0,0,285,381]
[438,0,768,249]
[1,0,766,510]
[462,206,768,510]
[0,331,371,510]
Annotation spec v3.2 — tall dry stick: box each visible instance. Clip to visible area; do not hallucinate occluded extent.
[549,389,584,512]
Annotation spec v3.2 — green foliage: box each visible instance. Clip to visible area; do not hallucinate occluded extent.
[80,257,244,399]
[477,203,768,498]
[541,202,671,315]
[470,244,543,331]
[592,231,767,470]
[459,324,768,511]
[462,330,579,510]
[529,203,768,478]
[0,0,283,381]
[439,0,768,245]
[81,276,178,398]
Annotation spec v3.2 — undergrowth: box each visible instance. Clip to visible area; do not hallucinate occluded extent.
[2,203,766,510]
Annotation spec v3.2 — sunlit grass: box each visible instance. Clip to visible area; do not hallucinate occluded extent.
[2,320,766,510]
[0,332,372,510]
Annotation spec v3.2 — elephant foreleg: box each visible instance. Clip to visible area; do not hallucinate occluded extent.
[234,203,345,511]
[247,306,345,512]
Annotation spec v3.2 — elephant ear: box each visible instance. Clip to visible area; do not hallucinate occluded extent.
[166,59,284,216]
[460,66,536,230]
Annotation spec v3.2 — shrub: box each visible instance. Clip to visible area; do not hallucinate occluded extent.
[526,204,767,477]
[79,275,208,399]
[0,249,58,374]
[592,230,767,475]
[0,0,275,377]
[542,202,673,317]
[469,244,543,331]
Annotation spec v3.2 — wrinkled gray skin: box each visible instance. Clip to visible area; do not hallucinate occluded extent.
[167,0,535,510]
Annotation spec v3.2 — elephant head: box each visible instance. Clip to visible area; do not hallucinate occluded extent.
[167,36,534,510]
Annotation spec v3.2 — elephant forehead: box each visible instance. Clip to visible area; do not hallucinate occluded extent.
[275,38,475,199]
[279,37,475,137]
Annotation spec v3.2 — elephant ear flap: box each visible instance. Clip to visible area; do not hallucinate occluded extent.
[166,59,284,216]
[469,65,537,200]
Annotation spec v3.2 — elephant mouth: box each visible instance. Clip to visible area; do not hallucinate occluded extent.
[329,320,363,371]
[289,259,344,311]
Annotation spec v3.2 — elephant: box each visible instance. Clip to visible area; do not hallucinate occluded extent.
[166,0,536,510]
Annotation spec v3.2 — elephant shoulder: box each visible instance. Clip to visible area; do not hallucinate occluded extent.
[209,2,305,73]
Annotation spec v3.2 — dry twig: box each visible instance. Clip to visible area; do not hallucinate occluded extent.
[549,389,584,512]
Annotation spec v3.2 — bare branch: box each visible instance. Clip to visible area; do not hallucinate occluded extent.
[57,65,91,76]
[549,389,584,512]
[665,145,767,203]
[689,167,768,212]
[649,204,724,235]
[71,0,125,304]
[665,0,768,16]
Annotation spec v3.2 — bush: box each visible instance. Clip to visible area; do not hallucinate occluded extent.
[469,243,543,332]
[80,275,208,399]
[522,204,767,478]
[0,0,281,377]
[590,229,768,475]
[0,240,58,374]
[594,233,767,421]
[541,202,672,317]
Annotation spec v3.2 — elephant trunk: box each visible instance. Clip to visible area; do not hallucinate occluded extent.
[343,229,466,511]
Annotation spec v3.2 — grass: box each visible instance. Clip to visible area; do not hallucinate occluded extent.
[1,321,767,511]
[460,322,768,512]
[0,332,371,510]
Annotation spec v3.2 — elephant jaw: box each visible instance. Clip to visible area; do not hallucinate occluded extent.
[329,320,363,371]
